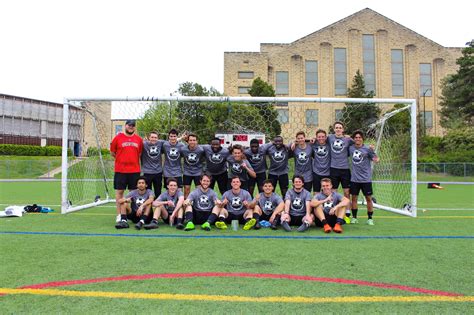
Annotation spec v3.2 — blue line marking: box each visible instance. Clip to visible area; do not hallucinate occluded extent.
[0,231,473,240]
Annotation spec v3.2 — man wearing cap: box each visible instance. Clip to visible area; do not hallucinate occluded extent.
[110,120,143,223]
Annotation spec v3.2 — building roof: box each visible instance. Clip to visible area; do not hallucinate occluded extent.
[0,93,63,108]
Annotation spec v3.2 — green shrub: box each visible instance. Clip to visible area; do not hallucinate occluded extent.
[0,144,70,156]
[86,147,110,157]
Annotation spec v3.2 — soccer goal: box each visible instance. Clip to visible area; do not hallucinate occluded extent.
[61,96,417,217]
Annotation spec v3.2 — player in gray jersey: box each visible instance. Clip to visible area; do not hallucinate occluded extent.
[141,131,165,198]
[263,136,290,197]
[227,144,256,191]
[311,178,349,233]
[183,174,223,231]
[289,131,313,192]
[144,177,185,230]
[281,175,313,232]
[252,180,285,230]
[348,130,379,225]
[181,133,205,199]
[215,176,254,230]
[202,138,230,194]
[244,139,267,197]
[311,129,331,193]
[115,177,154,230]
[162,129,185,188]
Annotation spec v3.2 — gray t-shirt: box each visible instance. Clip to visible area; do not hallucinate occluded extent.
[349,145,377,183]
[202,145,230,175]
[292,144,313,182]
[157,190,184,214]
[244,147,267,174]
[162,141,185,177]
[311,142,331,176]
[126,189,154,207]
[263,143,289,176]
[141,140,165,174]
[314,191,343,214]
[226,156,254,181]
[188,187,218,212]
[256,192,283,216]
[181,145,205,176]
[284,188,311,216]
[222,189,252,215]
[328,134,354,169]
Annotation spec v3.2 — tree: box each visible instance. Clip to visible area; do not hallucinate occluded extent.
[136,101,179,137]
[340,70,380,134]
[439,40,474,128]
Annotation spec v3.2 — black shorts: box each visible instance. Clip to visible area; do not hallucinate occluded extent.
[163,176,183,189]
[259,212,274,221]
[248,172,267,194]
[315,212,338,227]
[312,173,329,193]
[288,214,305,226]
[330,168,351,189]
[350,182,373,196]
[143,173,163,197]
[127,210,153,224]
[225,212,247,224]
[114,172,140,190]
[268,173,289,192]
[183,175,201,186]
[209,171,228,195]
[191,210,211,225]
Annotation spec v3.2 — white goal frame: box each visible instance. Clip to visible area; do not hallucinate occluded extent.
[61,96,417,217]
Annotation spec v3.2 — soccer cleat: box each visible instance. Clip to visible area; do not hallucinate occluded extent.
[134,221,144,230]
[184,221,195,231]
[115,214,121,223]
[281,221,292,232]
[350,217,359,224]
[344,216,351,224]
[215,221,228,230]
[201,222,211,231]
[115,220,129,229]
[254,221,262,230]
[243,218,256,230]
[323,224,332,233]
[367,219,375,226]
[144,221,159,230]
[296,222,310,232]
[270,222,278,230]
[333,223,343,233]
[176,222,184,230]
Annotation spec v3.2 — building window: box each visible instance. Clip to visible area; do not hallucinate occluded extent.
[334,48,347,95]
[363,35,376,94]
[305,61,318,95]
[305,109,319,126]
[419,63,432,96]
[391,49,404,96]
[276,71,289,95]
[238,86,251,94]
[423,111,433,129]
[276,109,289,124]
[115,125,123,135]
[335,109,343,121]
[238,71,254,79]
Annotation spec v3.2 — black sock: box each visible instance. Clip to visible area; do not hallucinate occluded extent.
[321,219,328,225]
[185,211,193,222]
[177,217,183,224]
[352,208,358,218]
[218,216,225,222]
[140,215,147,222]
[253,213,260,221]
[336,218,345,225]
[208,213,218,224]
[245,218,250,222]
[368,212,373,219]
[274,214,281,224]
[345,210,351,217]
[121,214,127,221]
[152,218,158,224]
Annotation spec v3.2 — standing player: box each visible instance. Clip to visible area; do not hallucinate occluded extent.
[348,130,379,225]
[141,131,165,198]
[252,180,285,230]
[281,175,313,232]
[162,129,185,189]
[290,131,313,192]
[202,138,230,194]
[244,139,267,197]
[110,119,143,223]
[263,136,290,198]
[311,178,349,233]
[181,133,205,198]
[144,177,185,230]
[311,129,331,193]
[115,176,154,230]
[226,144,256,191]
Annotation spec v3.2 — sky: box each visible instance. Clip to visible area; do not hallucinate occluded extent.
[0,0,472,104]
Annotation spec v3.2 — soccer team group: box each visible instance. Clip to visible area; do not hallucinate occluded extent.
[110,119,379,233]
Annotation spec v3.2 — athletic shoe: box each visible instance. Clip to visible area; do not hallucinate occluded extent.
[344,216,351,224]
[243,218,256,231]
[281,221,292,232]
[254,221,262,230]
[270,222,278,230]
[350,217,359,224]
[201,222,211,231]
[176,222,184,230]
[296,222,310,232]
[115,220,129,229]
[144,221,159,230]
[184,221,195,231]
[135,221,144,230]
[367,219,375,226]
[115,214,121,223]
[215,221,228,230]
[323,224,332,233]
[333,223,343,233]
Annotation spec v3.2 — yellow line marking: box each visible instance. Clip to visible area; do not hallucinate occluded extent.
[1,288,473,303]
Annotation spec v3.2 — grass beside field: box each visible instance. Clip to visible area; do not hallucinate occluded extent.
[0,156,62,179]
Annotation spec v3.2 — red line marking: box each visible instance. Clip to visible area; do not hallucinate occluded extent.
[17,272,462,296]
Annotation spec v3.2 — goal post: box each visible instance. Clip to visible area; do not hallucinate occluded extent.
[61,96,417,217]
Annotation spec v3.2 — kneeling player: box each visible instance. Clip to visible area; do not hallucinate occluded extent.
[183,174,222,231]
[115,176,154,230]
[252,180,284,230]
[216,176,254,230]
[281,175,313,232]
[144,178,185,230]
[311,178,349,233]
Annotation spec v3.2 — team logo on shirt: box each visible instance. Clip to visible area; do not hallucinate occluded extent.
[231,197,242,210]
[197,195,210,209]
[291,197,304,211]
[250,153,263,163]
[332,139,345,154]
[135,197,146,206]
[296,151,309,165]
[272,150,285,163]
[231,163,242,174]
[167,147,180,161]
[149,146,160,156]
[315,145,328,158]
[264,200,273,211]
[352,150,364,165]
[210,153,223,163]
[186,152,199,165]
[323,201,333,212]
